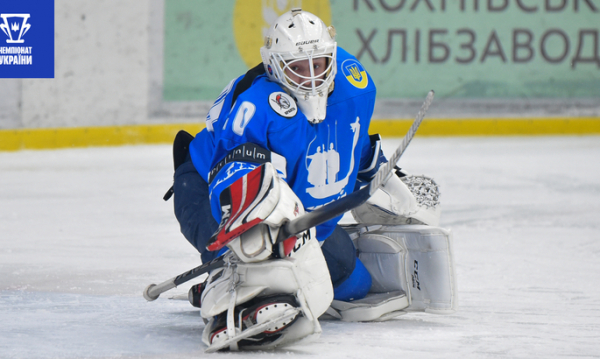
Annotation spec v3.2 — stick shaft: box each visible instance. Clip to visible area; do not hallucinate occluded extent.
[143,256,225,301]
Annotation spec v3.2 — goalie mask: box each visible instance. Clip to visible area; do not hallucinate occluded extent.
[260,8,337,124]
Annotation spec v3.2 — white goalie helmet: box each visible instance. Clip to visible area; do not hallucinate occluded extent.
[260,8,337,124]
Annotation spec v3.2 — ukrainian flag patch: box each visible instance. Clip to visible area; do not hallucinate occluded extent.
[341,59,368,89]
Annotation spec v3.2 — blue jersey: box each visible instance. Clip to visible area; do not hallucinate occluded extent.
[189,48,377,241]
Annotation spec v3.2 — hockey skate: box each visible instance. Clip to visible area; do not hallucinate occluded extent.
[199,243,331,352]
[203,294,303,352]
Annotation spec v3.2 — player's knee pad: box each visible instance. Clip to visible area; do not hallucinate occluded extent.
[351,171,441,226]
[347,224,458,314]
[200,237,333,350]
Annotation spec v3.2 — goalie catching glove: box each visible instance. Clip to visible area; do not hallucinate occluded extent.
[207,162,308,263]
[352,167,441,226]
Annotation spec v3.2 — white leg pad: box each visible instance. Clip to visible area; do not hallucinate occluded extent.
[346,224,458,314]
[200,237,333,349]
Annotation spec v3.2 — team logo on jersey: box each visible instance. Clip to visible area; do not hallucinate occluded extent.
[269,92,297,118]
[341,59,368,89]
[305,117,361,200]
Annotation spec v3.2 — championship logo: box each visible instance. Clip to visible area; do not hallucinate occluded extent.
[0,14,31,43]
[341,59,368,89]
[269,92,297,118]
[0,1,54,78]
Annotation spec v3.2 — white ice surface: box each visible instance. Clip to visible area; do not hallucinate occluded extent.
[1,136,600,358]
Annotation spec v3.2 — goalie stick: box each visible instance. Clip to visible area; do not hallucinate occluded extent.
[143,90,435,302]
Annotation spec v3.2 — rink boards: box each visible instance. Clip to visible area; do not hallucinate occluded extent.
[1,117,600,151]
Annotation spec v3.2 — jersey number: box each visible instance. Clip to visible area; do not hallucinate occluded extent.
[232,101,256,136]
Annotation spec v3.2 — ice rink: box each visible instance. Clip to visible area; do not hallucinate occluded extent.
[1,135,599,358]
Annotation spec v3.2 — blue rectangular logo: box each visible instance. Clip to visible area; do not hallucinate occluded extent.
[0,0,54,78]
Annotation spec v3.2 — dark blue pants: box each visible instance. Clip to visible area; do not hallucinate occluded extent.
[173,157,370,299]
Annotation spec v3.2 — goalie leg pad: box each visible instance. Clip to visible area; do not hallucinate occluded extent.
[200,238,333,351]
[347,224,458,314]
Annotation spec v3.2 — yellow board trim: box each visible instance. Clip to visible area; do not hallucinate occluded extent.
[1,118,599,151]
[0,123,205,151]
[370,117,600,137]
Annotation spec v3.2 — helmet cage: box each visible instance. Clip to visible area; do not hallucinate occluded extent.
[269,46,336,98]
[269,48,337,100]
